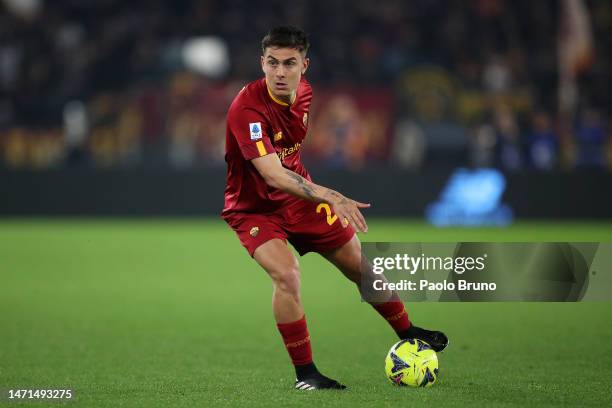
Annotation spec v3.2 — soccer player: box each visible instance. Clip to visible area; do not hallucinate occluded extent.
[222,26,448,390]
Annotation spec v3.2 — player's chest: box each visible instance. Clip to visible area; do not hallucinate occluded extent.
[267,106,309,148]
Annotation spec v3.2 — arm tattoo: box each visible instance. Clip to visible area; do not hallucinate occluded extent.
[325,190,348,205]
[284,169,315,199]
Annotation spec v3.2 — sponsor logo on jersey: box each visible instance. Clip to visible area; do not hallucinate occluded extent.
[249,122,262,140]
[277,142,302,161]
[274,131,283,142]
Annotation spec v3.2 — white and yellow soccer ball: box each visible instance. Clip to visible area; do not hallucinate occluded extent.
[385,338,439,387]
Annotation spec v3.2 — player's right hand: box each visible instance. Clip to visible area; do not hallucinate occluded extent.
[331,196,370,233]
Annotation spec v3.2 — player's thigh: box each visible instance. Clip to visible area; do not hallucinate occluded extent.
[253,238,300,286]
[223,212,287,256]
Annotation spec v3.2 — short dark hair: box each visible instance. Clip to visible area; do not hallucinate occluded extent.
[261,26,309,54]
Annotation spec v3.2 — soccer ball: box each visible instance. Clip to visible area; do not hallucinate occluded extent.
[385,338,439,387]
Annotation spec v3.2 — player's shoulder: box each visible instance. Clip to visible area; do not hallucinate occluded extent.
[298,76,313,99]
[229,78,267,114]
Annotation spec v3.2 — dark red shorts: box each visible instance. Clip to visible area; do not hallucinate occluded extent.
[222,200,355,257]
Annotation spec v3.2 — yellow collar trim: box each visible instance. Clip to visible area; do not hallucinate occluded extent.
[266,81,295,106]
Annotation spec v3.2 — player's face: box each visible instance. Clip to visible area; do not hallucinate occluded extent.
[261,47,309,104]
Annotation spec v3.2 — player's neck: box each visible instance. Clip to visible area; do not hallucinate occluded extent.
[277,92,296,105]
[266,81,296,106]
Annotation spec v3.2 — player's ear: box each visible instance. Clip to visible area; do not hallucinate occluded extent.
[301,57,309,75]
[260,55,265,73]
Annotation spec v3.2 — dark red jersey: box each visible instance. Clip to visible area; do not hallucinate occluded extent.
[222,77,312,216]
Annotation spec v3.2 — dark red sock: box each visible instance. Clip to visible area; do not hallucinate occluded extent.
[276,315,313,366]
[370,294,411,334]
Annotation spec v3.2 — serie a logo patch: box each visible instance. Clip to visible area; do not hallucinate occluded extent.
[249,122,262,140]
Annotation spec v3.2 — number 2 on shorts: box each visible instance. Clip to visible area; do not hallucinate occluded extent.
[316,203,338,226]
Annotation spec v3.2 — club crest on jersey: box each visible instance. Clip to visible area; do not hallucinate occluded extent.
[303,112,308,127]
[249,122,262,140]
[250,226,259,237]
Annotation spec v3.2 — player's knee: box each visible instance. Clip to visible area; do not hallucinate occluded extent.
[272,264,301,297]
[342,252,364,284]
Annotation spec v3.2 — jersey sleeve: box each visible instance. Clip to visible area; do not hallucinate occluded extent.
[227,106,275,160]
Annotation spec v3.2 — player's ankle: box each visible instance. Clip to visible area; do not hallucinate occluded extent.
[295,362,319,380]
[398,324,421,339]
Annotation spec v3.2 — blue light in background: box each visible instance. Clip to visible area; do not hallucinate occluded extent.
[426,168,513,226]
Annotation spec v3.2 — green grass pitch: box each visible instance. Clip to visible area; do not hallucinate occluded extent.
[1,219,611,407]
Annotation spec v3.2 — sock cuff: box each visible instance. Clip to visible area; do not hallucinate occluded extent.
[372,300,404,316]
[276,315,307,337]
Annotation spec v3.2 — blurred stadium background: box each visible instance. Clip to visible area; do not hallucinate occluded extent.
[1,1,612,407]
[1,0,611,218]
